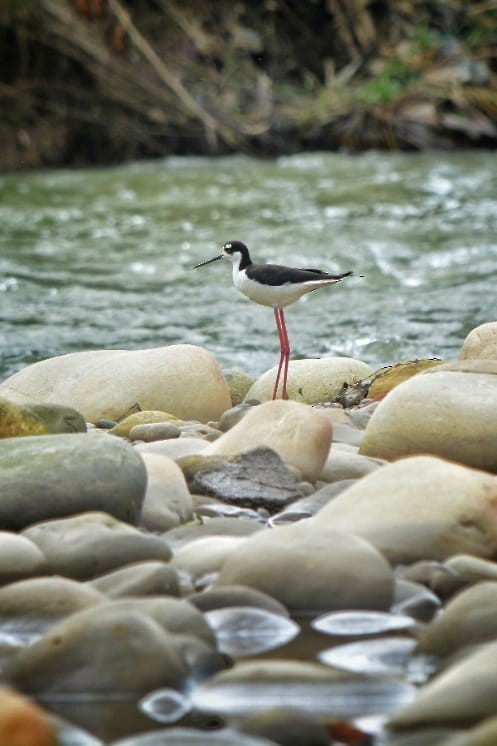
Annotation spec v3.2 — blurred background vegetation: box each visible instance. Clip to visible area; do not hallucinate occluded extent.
[1,0,496,170]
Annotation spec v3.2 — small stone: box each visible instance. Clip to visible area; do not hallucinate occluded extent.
[88,561,181,599]
[0,532,46,585]
[320,444,384,482]
[139,453,194,531]
[110,410,181,438]
[223,369,255,406]
[219,402,257,432]
[0,686,55,746]
[188,584,289,617]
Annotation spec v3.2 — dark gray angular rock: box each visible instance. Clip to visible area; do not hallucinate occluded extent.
[181,447,303,514]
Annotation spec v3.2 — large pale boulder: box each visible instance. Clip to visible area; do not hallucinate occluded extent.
[0,345,231,423]
[0,432,147,530]
[216,521,393,613]
[313,456,497,564]
[245,357,373,404]
[389,640,497,729]
[459,322,497,361]
[204,400,332,482]
[359,361,497,472]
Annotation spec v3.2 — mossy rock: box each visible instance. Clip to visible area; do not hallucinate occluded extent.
[0,398,86,438]
[223,369,254,407]
[110,410,181,438]
[367,359,443,399]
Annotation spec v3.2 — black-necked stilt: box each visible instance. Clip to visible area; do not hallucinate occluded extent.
[194,240,354,400]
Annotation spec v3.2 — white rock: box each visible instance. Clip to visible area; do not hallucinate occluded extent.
[0,345,231,423]
[246,357,373,404]
[204,400,332,482]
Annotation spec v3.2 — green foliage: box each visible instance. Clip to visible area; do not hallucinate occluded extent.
[357,60,417,105]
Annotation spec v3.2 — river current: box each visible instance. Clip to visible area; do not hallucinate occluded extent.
[1,151,495,382]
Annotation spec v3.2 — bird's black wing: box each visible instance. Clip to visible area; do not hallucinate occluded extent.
[246,263,352,286]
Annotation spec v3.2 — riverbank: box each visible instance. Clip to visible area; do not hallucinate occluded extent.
[1,0,496,171]
[0,322,496,741]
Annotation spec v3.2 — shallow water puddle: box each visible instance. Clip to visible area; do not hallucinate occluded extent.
[312,610,418,636]
[191,678,416,720]
[319,637,417,676]
[204,606,300,657]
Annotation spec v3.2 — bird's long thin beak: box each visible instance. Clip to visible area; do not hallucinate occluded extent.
[193,254,224,269]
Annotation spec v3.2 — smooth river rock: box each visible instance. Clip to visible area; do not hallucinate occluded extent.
[0,397,86,438]
[88,561,181,599]
[3,604,189,696]
[416,581,497,658]
[204,400,332,482]
[0,532,46,585]
[313,455,497,563]
[459,321,497,361]
[0,432,146,530]
[139,452,194,531]
[216,521,393,613]
[389,639,497,729]
[0,686,55,746]
[245,357,373,404]
[360,360,497,472]
[22,512,172,580]
[0,345,231,423]
[0,576,105,625]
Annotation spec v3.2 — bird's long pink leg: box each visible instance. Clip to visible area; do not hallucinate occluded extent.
[279,308,291,400]
[272,307,290,400]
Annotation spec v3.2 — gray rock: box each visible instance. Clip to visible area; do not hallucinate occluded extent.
[0,432,146,530]
[180,447,303,513]
[170,536,248,584]
[0,576,105,625]
[22,512,172,580]
[320,444,384,482]
[389,640,497,729]
[188,584,289,617]
[216,522,393,613]
[0,532,46,584]
[313,455,497,563]
[416,581,497,658]
[129,422,181,442]
[3,603,189,696]
[88,561,180,599]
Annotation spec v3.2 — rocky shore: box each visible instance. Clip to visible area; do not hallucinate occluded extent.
[0,321,497,744]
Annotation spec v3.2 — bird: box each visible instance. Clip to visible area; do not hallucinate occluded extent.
[193,240,354,400]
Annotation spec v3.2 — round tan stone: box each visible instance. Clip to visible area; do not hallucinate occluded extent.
[360,360,497,472]
[139,453,194,531]
[245,357,373,404]
[204,400,332,482]
[0,345,231,424]
[459,322,497,361]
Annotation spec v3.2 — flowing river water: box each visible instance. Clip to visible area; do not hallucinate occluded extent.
[1,150,496,383]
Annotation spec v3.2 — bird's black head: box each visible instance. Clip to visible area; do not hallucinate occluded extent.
[193,240,252,270]
[222,240,252,268]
